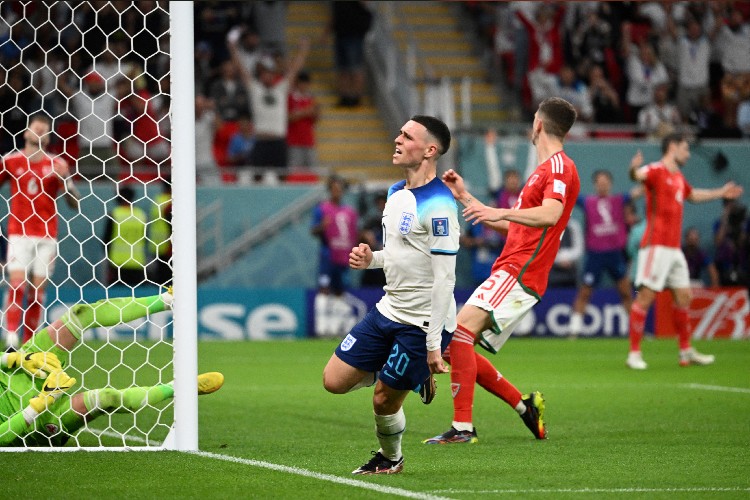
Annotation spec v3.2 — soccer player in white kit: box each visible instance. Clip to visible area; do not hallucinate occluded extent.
[323,115,459,475]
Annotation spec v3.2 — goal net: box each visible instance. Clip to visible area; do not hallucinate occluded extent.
[0,1,196,450]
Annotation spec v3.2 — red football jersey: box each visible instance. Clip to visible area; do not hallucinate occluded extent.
[287,90,316,147]
[639,161,692,249]
[0,151,65,238]
[491,151,580,298]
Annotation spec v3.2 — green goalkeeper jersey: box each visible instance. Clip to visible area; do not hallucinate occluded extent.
[0,369,37,420]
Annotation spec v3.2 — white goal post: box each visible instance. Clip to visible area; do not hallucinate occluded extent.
[0,1,197,451]
[170,0,198,452]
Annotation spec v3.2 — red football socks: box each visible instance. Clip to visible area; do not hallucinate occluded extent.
[449,325,477,424]
[23,287,45,343]
[475,352,522,408]
[5,278,24,338]
[674,306,691,350]
[629,301,647,352]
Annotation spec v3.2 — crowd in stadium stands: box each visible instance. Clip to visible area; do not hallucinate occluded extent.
[3,2,749,184]
[466,1,750,138]
[0,1,171,181]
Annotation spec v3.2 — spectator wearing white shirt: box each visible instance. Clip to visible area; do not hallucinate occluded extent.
[638,83,682,138]
[228,27,310,171]
[622,30,670,120]
[715,7,750,75]
[58,71,117,174]
[671,18,713,120]
[195,95,221,185]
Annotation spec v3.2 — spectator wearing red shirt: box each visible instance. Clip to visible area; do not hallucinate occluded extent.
[118,86,170,181]
[287,71,319,168]
[0,114,80,349]
[516,3,565,74]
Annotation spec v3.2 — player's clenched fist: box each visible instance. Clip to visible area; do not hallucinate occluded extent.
[349,243,373,269]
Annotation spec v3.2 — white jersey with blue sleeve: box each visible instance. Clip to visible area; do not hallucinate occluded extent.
[371,177,460,350]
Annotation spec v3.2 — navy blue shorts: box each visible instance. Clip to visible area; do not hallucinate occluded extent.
[335,307,453,391]
[582,250,627,287]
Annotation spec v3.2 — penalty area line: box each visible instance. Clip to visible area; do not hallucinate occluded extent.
[188,450,452,500]
[679,383,750,394]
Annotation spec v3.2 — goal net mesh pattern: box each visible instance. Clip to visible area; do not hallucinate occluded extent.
[0,1,174,448]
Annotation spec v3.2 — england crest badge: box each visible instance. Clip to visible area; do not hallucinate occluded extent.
[399,212,415,235]
[340,333,357,351]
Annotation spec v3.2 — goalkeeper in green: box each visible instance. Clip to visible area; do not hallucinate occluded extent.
[0,289,224,446]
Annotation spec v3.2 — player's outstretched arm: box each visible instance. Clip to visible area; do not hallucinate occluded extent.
[465,198,563,228]
[688,182,743,203]
[443,169,510,234]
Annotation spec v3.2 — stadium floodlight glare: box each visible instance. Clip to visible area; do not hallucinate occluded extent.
[0,1,197,451]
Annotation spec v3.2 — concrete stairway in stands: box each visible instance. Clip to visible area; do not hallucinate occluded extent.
[389,1,507,127]
[286,2,397,184]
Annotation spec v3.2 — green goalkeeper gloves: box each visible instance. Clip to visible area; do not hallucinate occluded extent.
[2,350,63,379]
[28,370,76,414]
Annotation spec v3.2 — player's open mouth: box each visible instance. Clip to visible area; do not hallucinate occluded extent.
[394,148,402,155]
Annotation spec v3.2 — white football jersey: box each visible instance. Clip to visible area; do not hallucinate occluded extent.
[375,177,460,333]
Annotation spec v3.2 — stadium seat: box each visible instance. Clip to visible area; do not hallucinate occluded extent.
[285,170,320,184]
[591,130,637,140]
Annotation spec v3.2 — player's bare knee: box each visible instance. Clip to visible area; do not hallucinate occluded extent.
[372,390,401,414]
[322,370,347,394]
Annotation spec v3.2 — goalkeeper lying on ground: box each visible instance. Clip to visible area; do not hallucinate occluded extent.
[0,289,223,446]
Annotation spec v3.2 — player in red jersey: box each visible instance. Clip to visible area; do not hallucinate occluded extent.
[0,115,80,349]
[424,97,580,444]
[626,134,742,370]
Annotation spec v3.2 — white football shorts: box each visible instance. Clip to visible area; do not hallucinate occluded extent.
[465,270,538,354]
[6,235,58,278]
[635,245,690,292]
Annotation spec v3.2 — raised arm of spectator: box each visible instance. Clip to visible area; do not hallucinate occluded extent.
[227,27,254,88]
[484,129,502,197]
[284,37,311,84]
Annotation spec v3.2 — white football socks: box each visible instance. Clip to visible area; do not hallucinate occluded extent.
[375,408,405,461]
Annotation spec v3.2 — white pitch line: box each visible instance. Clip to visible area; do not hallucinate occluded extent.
[680,383,750,394]
[189,450,452,500]
[431,487,750,495]
[85,428,162,446]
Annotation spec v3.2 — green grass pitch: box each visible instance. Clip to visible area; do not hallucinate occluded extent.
[3,337,749,499]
